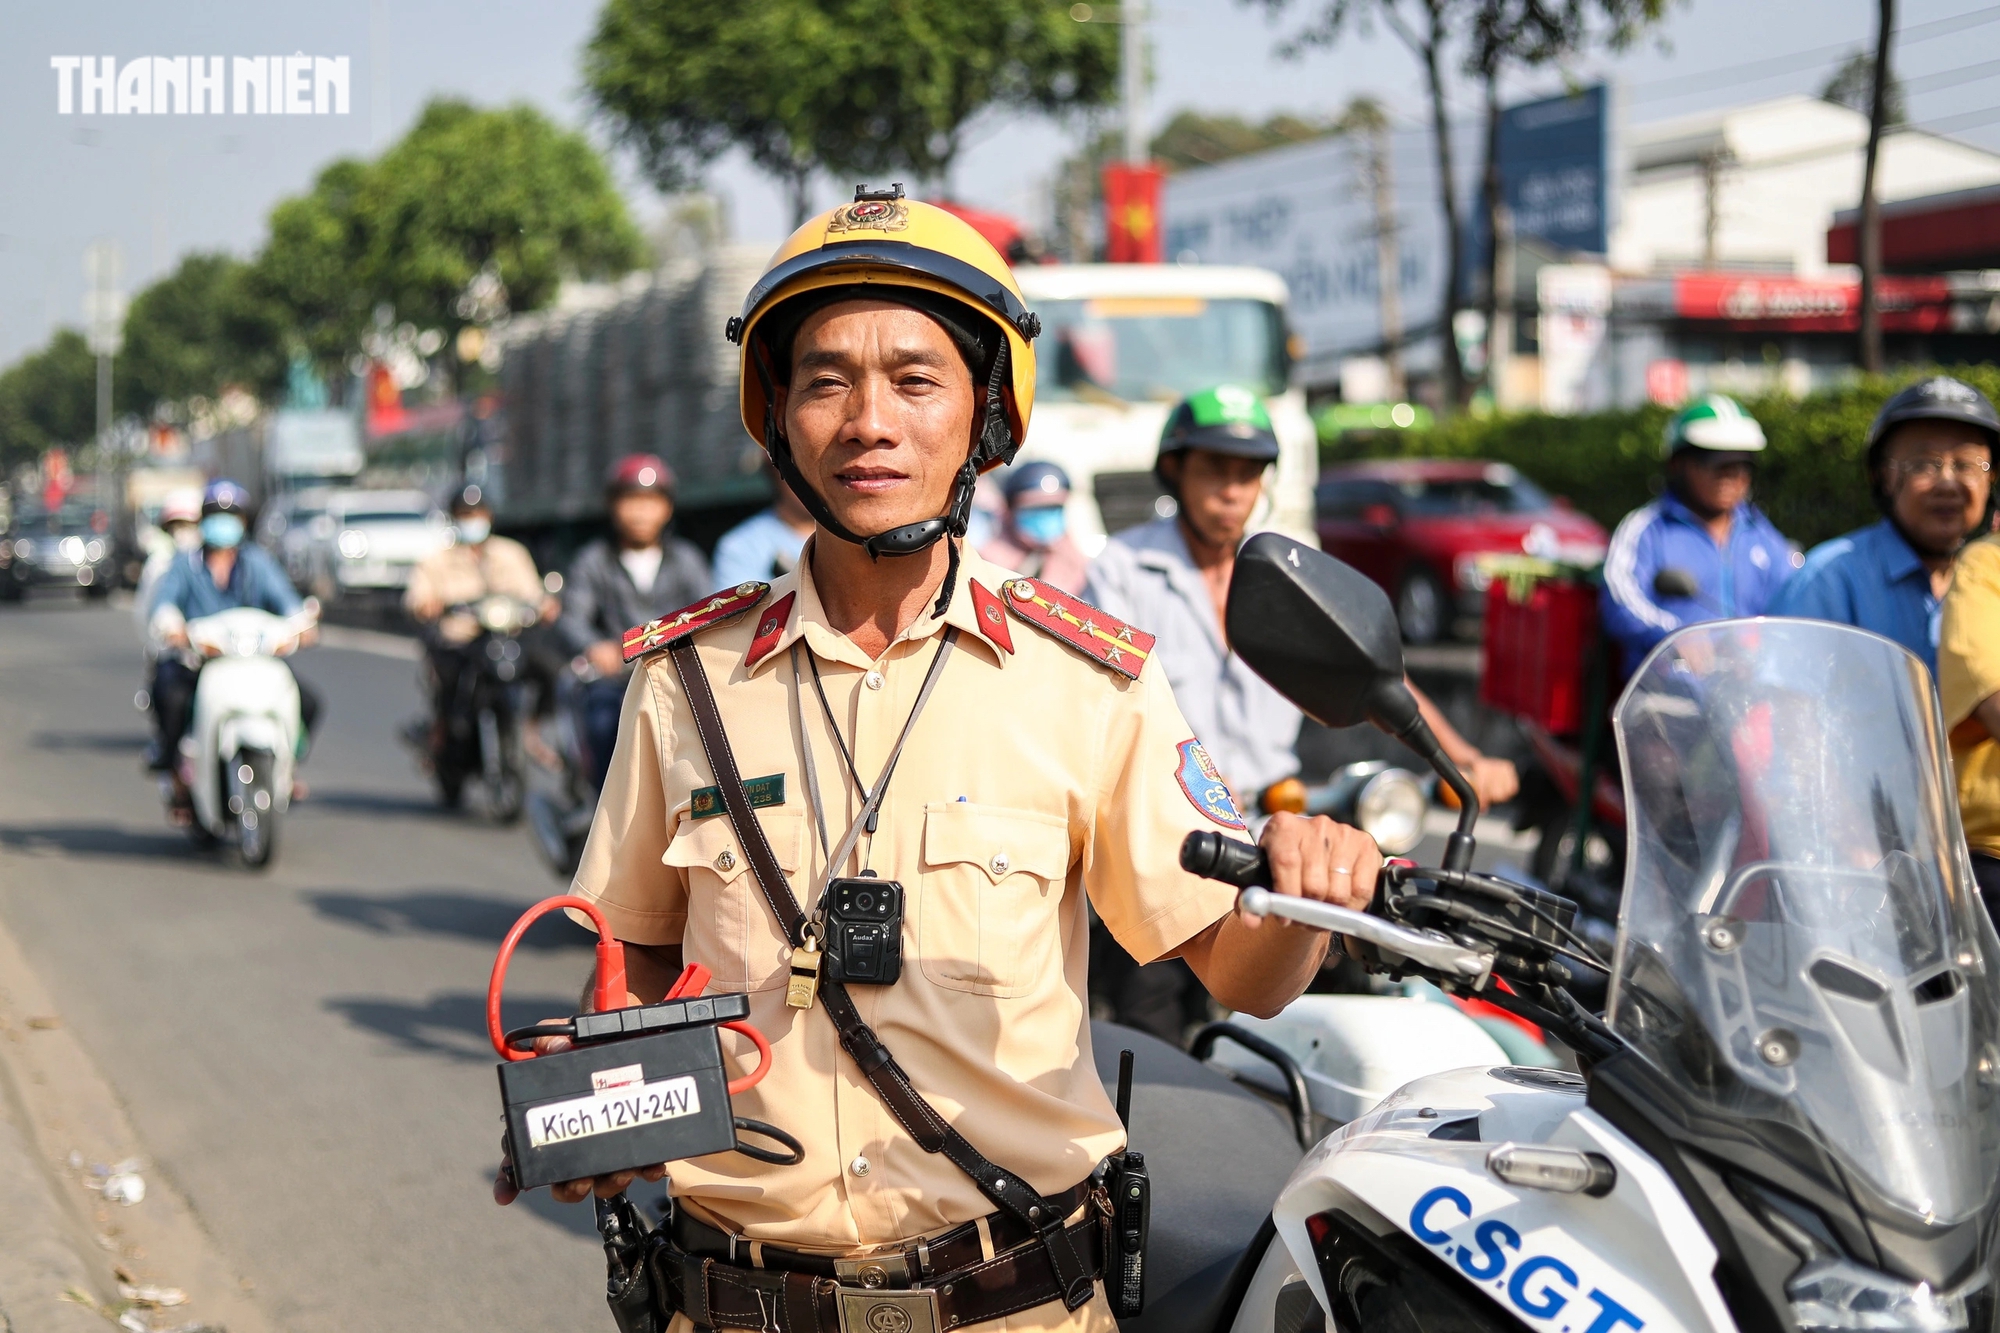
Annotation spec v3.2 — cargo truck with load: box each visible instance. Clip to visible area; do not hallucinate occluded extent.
[489,250,1317,558]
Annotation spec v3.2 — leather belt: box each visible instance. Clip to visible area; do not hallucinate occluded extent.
[663,1207,1108,1333]
[671,1179,1099,1286]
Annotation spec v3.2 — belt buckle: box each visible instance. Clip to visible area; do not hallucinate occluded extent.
[834,1286,940,1333]
[836,1254,914,1289]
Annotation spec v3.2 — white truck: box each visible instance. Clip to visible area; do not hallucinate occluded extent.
[1009,263,1319,555]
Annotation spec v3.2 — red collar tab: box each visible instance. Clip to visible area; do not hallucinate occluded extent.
[622,582,771,663]
[745,591,798,667]
[967,578,1014,655]
[1002,577,1154,680]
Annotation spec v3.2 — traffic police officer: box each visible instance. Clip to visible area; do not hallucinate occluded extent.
[503,190,1379,1333]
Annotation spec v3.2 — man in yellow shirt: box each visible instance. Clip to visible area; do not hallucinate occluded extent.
[1940,533,2000,914]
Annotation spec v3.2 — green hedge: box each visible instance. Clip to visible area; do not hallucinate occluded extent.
[1325,366,2000,550]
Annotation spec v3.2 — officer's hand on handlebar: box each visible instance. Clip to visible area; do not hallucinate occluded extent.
[1243,811,1381,928]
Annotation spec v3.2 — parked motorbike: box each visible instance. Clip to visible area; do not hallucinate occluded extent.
[1136,538,2000,1333]
[170,605,317,868]
[414,595,538,820]
[526,655,608,877]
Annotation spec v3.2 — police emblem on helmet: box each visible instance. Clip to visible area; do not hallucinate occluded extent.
[866,1304,912,1333]
[828,199,909,234]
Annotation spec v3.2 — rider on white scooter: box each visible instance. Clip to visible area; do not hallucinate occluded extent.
[147,480,322,821]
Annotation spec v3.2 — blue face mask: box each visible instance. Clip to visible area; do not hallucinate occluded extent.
[200,513,245,549]
[457,516,492,545]
[1012,504,1067,547]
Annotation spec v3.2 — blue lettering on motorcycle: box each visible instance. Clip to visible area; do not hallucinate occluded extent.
[1405,1187,1644,1330]
[1409,1186,1472,1243]
[1583,1289,1644,1333]
[1508,1255,1577,1319]
[1457,1220,1520,1281]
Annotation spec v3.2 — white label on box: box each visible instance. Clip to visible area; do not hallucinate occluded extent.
[525,1075,701,1148]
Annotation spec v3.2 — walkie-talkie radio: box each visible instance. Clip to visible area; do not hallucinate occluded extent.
[1108,1049,1151,1319]
[489,896,801,1192]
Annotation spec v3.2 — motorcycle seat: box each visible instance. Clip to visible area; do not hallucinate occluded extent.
[1091,1021,1304,1333]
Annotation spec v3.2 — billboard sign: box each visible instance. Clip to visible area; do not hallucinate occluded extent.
[1499,85,1610,255]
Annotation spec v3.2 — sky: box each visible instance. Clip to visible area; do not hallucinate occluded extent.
[5,0,2000,366]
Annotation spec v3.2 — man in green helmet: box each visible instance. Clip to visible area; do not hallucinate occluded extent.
[1602,394,1799,676]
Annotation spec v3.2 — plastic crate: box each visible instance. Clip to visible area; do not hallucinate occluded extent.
[1479,574,1597,736]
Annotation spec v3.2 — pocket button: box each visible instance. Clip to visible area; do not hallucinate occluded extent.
[715,849,737,872]
[989,850,1010,876]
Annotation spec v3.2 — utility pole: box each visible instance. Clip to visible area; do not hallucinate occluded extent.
[1858,0,1894,373]
[1121,0,1146,164]
[1367,117,1406,401]
[83,239,124,447]
[1700,148,1724,268]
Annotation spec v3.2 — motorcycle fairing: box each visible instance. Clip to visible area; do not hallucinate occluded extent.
[1270,1068,1736,1333]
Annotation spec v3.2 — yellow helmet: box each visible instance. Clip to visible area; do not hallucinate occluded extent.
[726,185,1040,558]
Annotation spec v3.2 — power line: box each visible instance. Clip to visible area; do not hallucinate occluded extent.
[1626,3,2000,103]
[1912,100,2000,132]
[1903,54,2000,94]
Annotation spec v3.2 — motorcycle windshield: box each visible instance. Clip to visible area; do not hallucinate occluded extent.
[1607,619,2000,1225]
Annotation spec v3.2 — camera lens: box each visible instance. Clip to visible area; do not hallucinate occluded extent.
[856,891,875,912]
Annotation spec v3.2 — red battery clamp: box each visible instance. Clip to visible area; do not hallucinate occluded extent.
[488,896,799,1191]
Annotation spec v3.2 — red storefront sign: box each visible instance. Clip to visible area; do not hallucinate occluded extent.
[1672,272,1953,332]
[1102,163,1165,264]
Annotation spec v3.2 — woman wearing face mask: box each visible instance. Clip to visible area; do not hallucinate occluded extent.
[979,460,1090,592]
[145,481,322,819]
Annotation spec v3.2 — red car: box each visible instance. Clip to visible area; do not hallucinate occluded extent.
[1315,459,1608,643]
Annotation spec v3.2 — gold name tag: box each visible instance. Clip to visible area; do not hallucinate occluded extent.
[690,775,785,819]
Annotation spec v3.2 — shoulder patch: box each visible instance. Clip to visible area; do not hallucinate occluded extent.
[967,579,1013,655]
[745,591,797,668]
[622,582,770,662]
[1002,577,1154,680]
[1175,739,1248,829]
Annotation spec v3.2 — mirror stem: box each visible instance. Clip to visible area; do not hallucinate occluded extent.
[1374,683,1479,872]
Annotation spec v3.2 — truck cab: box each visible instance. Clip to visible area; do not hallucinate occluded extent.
[1010,264,1317,555]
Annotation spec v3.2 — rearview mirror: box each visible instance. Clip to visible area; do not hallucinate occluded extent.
[1653,567,1699,600]
[1225,533,1418,735]
[1226,533,1479,869]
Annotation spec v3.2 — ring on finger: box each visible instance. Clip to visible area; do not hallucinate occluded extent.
[1332,867,1353,875]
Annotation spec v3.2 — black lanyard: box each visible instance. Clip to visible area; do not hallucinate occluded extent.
[789,631,957,891]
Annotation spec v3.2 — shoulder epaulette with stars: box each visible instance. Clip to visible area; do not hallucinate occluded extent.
[1002,576,1156,680]
[621,582,771,663]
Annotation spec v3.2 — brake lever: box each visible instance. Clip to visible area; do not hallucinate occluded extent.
[1235,887,1495,985]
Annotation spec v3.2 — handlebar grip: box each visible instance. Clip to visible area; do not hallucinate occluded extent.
[1180,831,1270,889]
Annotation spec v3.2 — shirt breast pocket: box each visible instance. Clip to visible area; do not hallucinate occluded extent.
[662,808,806,993]
[918,803,1072,998]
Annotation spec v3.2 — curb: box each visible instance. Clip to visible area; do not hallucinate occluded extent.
[0,914,271,1333]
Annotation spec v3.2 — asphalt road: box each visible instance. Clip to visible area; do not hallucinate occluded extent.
[0,596,625,1333]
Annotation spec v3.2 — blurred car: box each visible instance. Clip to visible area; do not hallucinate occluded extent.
[1315,460,1608,643]
[255,486,332,590]
[304,489,449,606]
[1,499,119,601]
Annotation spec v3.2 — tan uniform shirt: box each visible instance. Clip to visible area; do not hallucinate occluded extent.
[1940,537,2000,859]
[571,543,1239,1266]
[403,536,544,642]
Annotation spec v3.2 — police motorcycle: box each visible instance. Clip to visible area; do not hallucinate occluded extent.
[172,605,318,868]
[1119,536,2000,1333]
[417,594,539,820]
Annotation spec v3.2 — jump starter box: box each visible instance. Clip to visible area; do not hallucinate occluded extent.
[498,993,750,1190]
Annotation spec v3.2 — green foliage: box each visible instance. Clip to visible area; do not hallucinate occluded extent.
[364,100,645,328]
[118,253,283,415]
[0,330,98,471]
[1149,109,1337,170]
[1329,366,2000,551]
[246,157,379,384]
[1822,50,1906,127]
[585,0,1117,217]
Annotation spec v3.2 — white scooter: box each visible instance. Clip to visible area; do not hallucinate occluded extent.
[173,606,317,868]
[1131,539,2000,1333]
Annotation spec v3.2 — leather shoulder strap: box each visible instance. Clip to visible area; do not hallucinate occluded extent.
[661,635,1096,1310]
